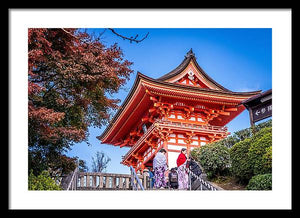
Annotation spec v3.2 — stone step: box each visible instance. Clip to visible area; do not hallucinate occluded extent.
[76,187,132,191]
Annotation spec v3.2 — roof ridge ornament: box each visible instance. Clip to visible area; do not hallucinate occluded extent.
[185,48,195,58]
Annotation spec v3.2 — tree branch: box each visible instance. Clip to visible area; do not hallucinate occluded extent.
[108,28,149,43]
[60,28,102,49]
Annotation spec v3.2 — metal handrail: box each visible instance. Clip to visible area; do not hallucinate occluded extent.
[130,166,145,190]
[66,167,78,191]
[187,160,219,191]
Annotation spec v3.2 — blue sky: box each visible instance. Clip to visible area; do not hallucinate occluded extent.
[65,28,272,174]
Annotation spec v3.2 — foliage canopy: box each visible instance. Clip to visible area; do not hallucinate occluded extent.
[28,28,133,177]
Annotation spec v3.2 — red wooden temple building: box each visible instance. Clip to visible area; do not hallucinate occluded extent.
[98,49,261,173]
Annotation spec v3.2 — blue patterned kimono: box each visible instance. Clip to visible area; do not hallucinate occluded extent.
[153,152,167,189]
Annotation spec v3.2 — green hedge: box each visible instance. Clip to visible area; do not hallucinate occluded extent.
[229,138,253,182]
[191,120,272,187]
[248,127,272,175]
[229,126,272,183]
[246,173,272,190]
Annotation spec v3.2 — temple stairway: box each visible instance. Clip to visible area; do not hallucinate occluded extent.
[61,165,221,191]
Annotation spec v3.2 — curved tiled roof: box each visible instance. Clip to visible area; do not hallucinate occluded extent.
[157,48,231,92]
[98,72,261,142]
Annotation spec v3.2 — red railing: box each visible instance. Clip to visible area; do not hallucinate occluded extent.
[122,120,228,162]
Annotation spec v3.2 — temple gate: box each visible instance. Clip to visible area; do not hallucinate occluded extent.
[98,49,261,173]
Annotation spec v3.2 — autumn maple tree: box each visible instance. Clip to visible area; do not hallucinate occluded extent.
[28,28,133,177]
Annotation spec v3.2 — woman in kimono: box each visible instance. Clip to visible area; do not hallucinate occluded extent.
[153,148,168,189]
[176,148,189,190]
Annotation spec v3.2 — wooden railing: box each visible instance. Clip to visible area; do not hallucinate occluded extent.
[160,120,228,133]
[122,122,157,162]
[122,120,228,162]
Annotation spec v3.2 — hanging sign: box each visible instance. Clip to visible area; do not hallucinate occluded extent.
[252,101,272,123]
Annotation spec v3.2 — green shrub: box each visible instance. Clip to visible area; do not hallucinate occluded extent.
[192,143,230,179]
[248,127,272,175]
[229,126,272,183]
[28,170,62,190]
[192,121,272,184]
[229,138,253,182]
[246,174,272,190]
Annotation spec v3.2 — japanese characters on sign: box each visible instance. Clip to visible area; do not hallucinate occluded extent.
[252,101,272,123]
[242,89,272,126]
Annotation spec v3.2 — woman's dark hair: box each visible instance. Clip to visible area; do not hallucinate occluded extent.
[159,148,167,153]
[181,148,187,152]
